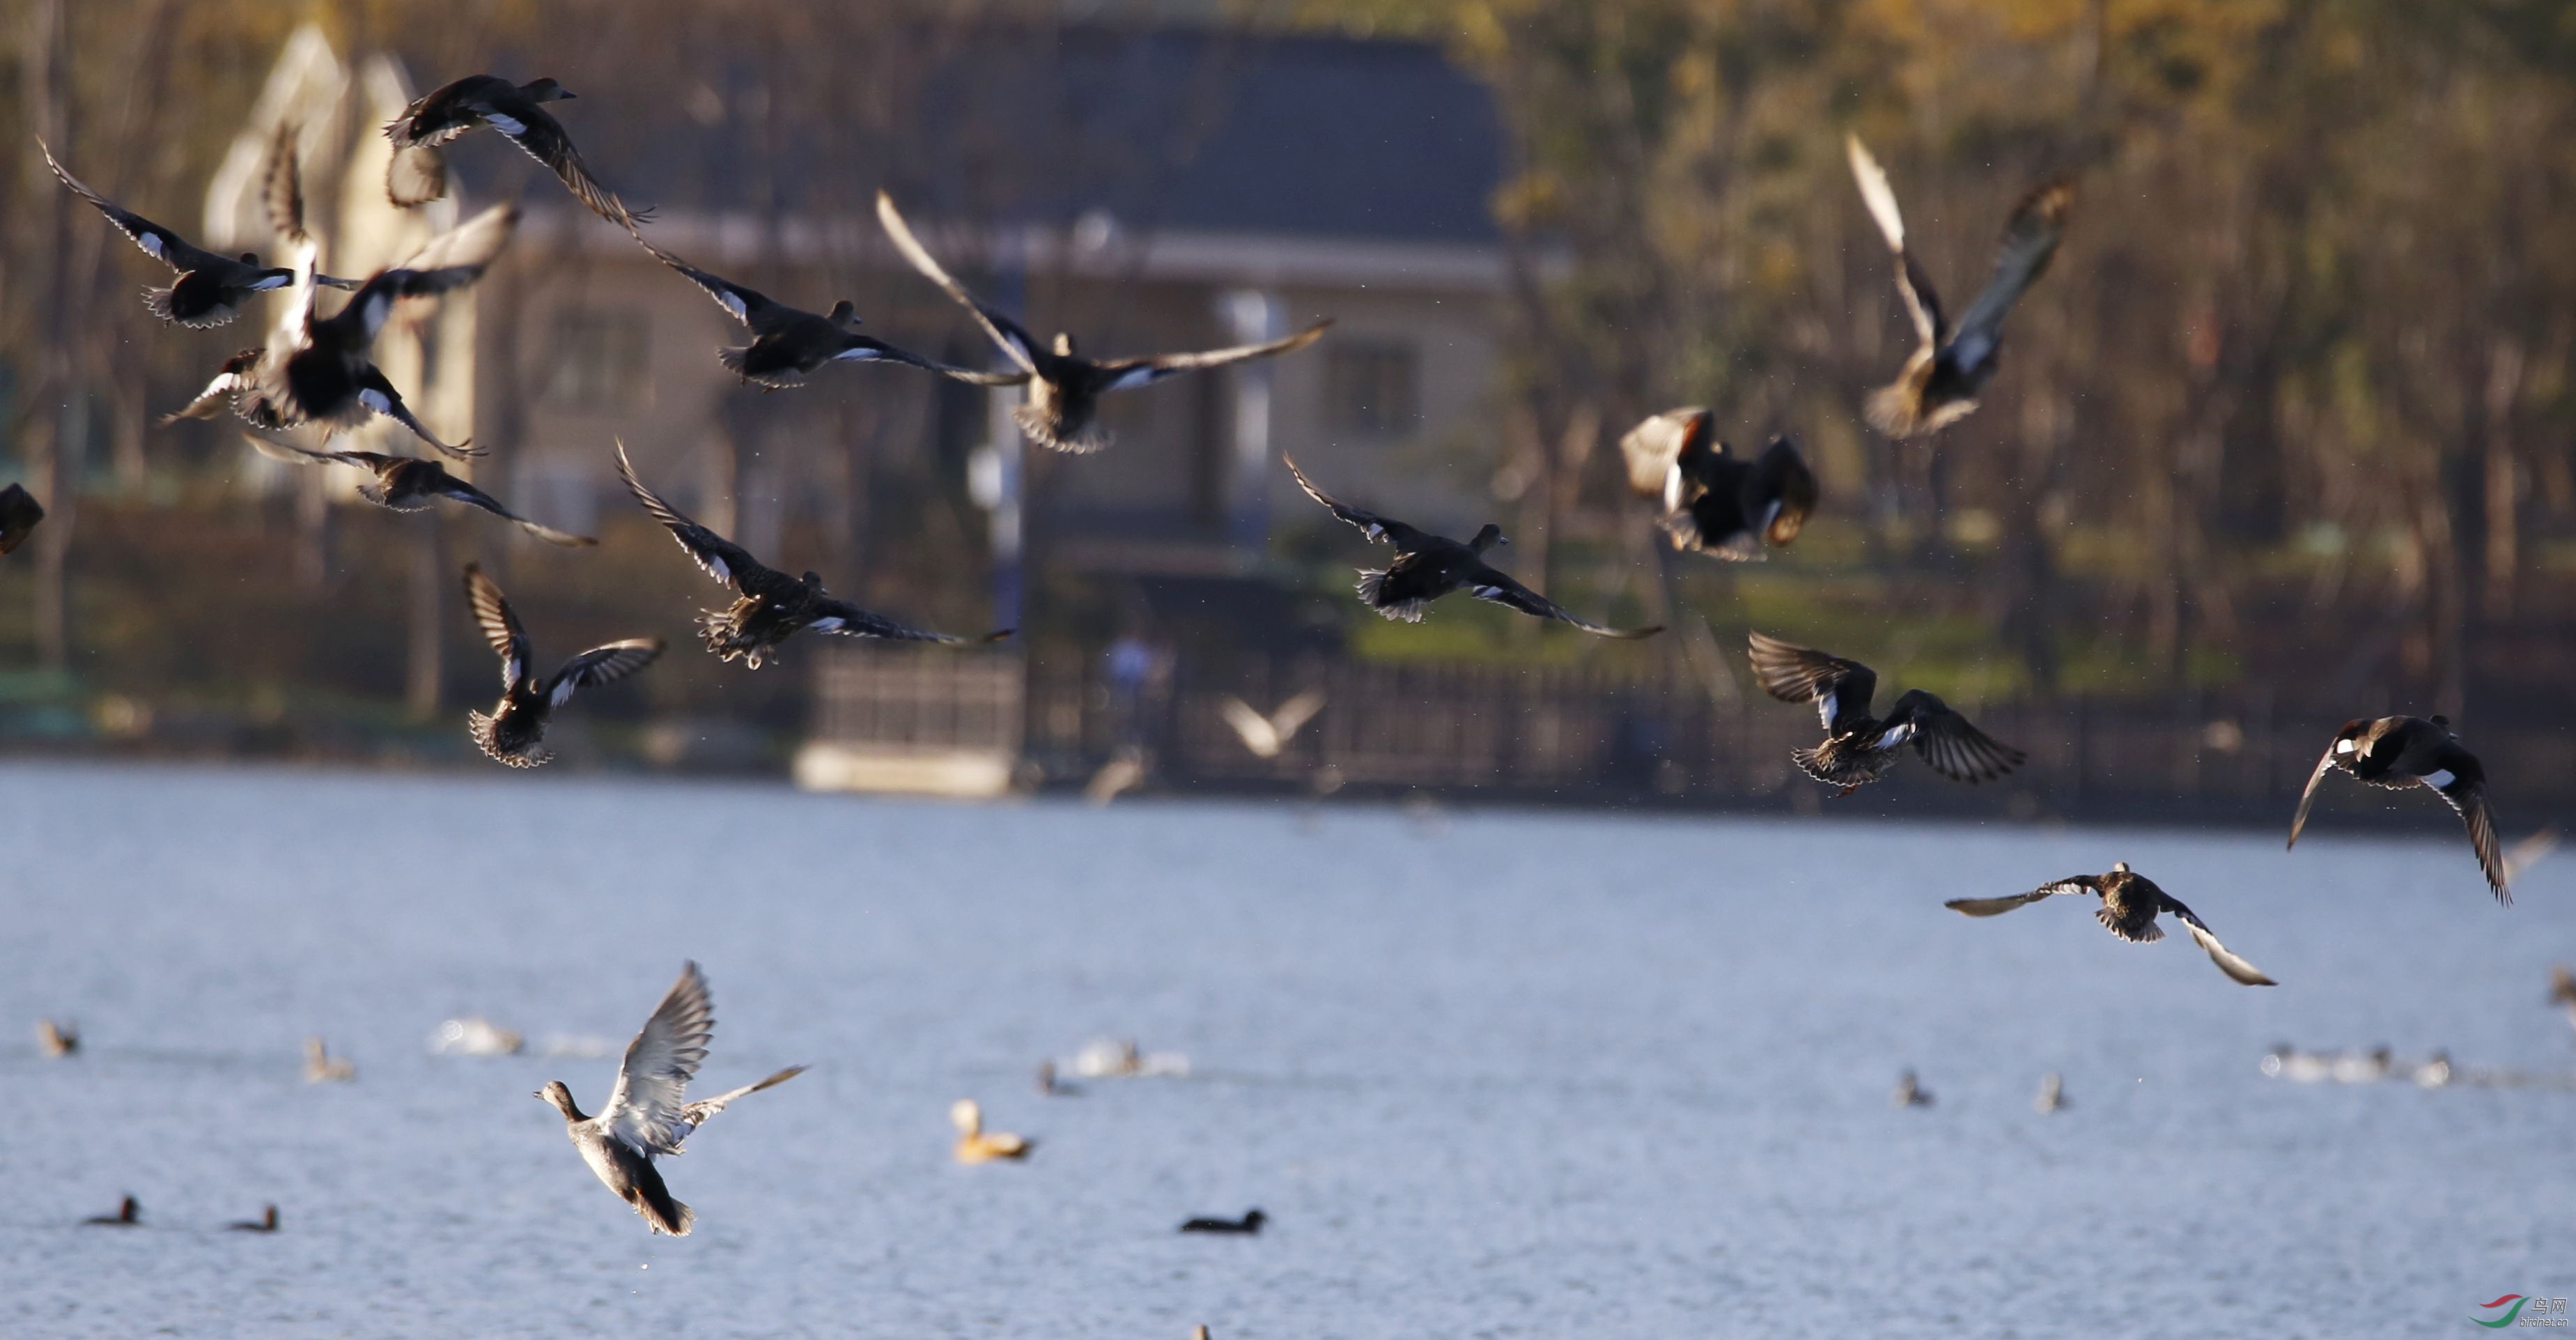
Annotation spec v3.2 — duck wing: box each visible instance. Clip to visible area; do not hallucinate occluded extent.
[615,440,772,594]
[545,640,663,706]
[462,563,532,687]
[1089,321,1333,392]
[165,353,267,424]
[1461,564,1662,639]
[2159,892,2277,986]
[875,190,1045,375]
[1283,456,1426,548]
[1888,688,2025,784]
[2286,735,2345,851]
[602,962,715,1157]
[1746,632,1877,731]
[1618,406,1714,500]
[675,1065,807,1142]
[1268,689,1327,741]
[355,367,482,459]
[333,203,522,346]
[42,139,228,275]
[1946,874,2097,918]
[1748,436,1818,546]
[428,473,594,546]
[1845,134,1944,346]
[829,334,1032,387]
[1218,698,1279,755]
[2419,744,2508,904]
[639,240,790,332]
[806,595,1010,645]
[483,102,646,229]
[1942,175,2074,374]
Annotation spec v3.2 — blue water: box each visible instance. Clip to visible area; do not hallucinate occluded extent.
[1,761,2570,1338]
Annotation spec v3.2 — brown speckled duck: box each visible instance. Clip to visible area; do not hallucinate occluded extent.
[1617,409,1817,560]
[1747,632,2022,794]
[462,564,662,768]
[1946,861,2276,986]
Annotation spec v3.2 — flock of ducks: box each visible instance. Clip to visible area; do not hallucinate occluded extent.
[11,66,2553,1324]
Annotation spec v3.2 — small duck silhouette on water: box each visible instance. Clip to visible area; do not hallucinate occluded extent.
[951,1100,1034,1163]
[227,1205,279,1233]
[1179,1208,1265,1235]
[303,1037,355,1083]
[84,1196,140,1227]
[2034,1072,2067,1114]
[36,1018,78,1057]
[1892,1070,1934,1108]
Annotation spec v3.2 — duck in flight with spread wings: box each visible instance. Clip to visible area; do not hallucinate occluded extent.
[1846,134,2072,439]
[462,564,662,768]
[384,75,647,230]
[616,442,1011,668]
[2288,714,2509,904]
[41,137,357,328]
[878,191,1329,453]
[236,433,593,546]
[637,239,1031,391]
[1747,631,2024,794]
[1616,408,1817,560]
[1946,862,2276,987]
[1287,457,1661,639]
[169,126,515,461]
[536,962,807,1236]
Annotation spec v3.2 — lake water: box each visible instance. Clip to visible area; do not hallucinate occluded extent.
[2,760,2571,1339]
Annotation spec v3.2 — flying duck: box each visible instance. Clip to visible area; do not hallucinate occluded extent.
[1946,862,2276,986]
[1746,631,2024,794]
[383,75,646,229]
[2288,715,2509,903]
[616,442,1009,668]
[1617,409,1817,559]
[537,962,802,1236]
[1218,690,1326,760]
[36,1017,77,1057]
[84,1196,140,1227]
[878,191,1330,453]
[463,564,662,768]
[1288,457,1662,638]
[237,433,593,545]
[42,137,357,328]
[1891,1070,1932,1108]
[1846,134,2073,438]
[950,1099,1034,1163]
[2033,1072,2067,1114]
[171,130,516,460]
[302,1036,355,1083]
[639,240,1032,392]
[227,1205,280,1233]
[1179,1209,1266,1235]
[0,483,40,555]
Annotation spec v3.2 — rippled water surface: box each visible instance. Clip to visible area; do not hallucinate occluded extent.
[3,761,2573,1339]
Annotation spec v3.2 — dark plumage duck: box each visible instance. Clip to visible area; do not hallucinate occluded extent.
[1617,409,1817,559]
[0,483,40,555]
[617,442,1009,668]
[639,240,1031,392]
[384,75,645,229]
[1288,456,1662,638]
[226,1206,279,1233]
[1846,134,2072,439]
[238,433,593,546]
[170,130,516,460]
[2288,715,2508,904]
[538,962,801,1237]
[1179,1209,1266,1235]
[879,191,1329,453]
[84,1196,140,1226]
[1946,861,2276,986]
[42,138,357,328]
[463,564,662,768]
[1747,632,2023,794]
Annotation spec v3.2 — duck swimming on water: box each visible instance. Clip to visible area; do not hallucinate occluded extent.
[84,1196,140,1227]
[951,1100,1034,1163]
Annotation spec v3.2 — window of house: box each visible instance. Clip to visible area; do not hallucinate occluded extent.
[1324,339,1420,436]
[542,309,650,413]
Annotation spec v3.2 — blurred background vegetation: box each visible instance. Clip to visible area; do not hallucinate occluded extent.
[3,0,2570,780]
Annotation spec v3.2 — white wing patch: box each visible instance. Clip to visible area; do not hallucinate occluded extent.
[140,235,166,259]
[1759,498,1784,533]
[2422,769,2455,790]
[2335,738,2357,755]
[1103,366,1161,392]
[484,112,527,137]
[717,290,747,321]
[1471,585,1506,599]
[358,387,394,414]
[251,273,289,291]
[1875,723,1914,749]
[828,346,885,362]
[809,615,846,633]
[1663,462,1688,513]
[1816,693,1838,730]
[549,677,581,707]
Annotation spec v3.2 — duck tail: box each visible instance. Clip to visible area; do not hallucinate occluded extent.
[1016,402,1107,454]
[1354,570,1426,623]
[632,1162,694,1237]
[1863,382,1919,439]
[1788,744,1835,784]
